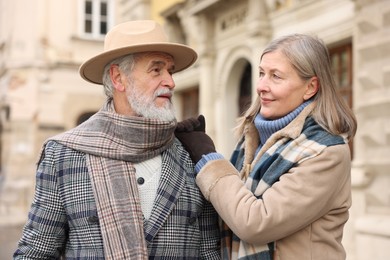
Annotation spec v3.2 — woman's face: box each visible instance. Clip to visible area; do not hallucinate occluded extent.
[256,50,317,120]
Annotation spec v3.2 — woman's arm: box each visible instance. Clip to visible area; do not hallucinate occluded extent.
[196,144,351,245]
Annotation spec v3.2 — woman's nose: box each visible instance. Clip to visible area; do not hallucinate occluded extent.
[256,77,269,95]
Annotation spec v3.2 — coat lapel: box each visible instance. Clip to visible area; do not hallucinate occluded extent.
[143,143,186,244]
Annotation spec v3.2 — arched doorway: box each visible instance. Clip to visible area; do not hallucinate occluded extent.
[239,62,252,116]
[218,58,252,156]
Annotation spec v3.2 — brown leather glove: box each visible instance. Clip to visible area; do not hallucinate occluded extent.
[175,115,216,163]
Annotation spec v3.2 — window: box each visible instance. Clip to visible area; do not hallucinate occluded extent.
[80,0,113,38]
[329,42,353,156]
[329,43,353,108]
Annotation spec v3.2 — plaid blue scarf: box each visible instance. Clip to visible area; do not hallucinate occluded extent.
[225,106,346,259]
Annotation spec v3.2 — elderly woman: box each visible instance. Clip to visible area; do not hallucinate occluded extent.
[176,33,357,260]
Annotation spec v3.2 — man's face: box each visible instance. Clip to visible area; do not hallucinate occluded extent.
[125,52,176,121]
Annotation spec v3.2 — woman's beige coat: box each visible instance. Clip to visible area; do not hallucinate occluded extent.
[196,112,352,260]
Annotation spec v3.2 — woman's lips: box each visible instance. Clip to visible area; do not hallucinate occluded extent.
[261,97,273,105]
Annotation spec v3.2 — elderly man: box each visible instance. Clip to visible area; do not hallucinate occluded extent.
[14,20,220,259]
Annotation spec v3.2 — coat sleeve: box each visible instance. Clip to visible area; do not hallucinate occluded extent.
[196,144,351,245]
[14,141,68,259]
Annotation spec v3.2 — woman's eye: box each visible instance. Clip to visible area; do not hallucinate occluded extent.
[259,71,265,77]
[273,74,281,79]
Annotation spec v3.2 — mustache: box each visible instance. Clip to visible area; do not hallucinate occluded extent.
[154,88,174,98]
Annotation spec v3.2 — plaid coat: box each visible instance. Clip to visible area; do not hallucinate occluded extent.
[14,139,221,259]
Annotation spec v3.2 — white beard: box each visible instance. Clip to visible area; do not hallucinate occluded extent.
[126,79,176,122]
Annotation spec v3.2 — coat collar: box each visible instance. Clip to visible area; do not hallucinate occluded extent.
[241,102,316,178]
[143,140,187,243]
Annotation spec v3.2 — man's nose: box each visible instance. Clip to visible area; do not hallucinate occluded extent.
[163,72,175,89]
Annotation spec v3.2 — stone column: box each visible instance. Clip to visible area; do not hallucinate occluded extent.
[195,15,217,140]
[351,0,390,259]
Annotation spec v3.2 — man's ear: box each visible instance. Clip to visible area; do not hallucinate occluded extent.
[110,64,126,92]
[304,76,319,100]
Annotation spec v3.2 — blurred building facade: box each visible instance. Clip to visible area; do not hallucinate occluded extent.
[0,0,389,259]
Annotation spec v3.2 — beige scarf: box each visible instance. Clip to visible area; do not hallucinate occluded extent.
[51,98,176,259]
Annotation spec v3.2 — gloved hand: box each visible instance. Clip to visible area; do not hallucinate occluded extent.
[175,115,216,163]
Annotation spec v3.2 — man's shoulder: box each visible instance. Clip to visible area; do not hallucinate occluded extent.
[38,138,86,166]
[44,138,85,154]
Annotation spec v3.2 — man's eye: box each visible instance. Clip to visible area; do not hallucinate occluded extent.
[259,71,265,77]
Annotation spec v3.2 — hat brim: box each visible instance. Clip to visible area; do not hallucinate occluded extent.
[79,43,198,85]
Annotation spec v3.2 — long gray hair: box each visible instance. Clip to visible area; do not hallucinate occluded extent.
[237,33,357,141]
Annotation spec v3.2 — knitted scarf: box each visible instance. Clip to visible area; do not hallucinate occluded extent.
[254,100,312,146]
[50,98,176,259]
[225,103,346,259]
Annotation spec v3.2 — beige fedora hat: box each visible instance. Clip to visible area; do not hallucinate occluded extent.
[79,20,198,85]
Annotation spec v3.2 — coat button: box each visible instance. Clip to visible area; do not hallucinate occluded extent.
[88,215,99,224]
[137,177,145,185]
[188,217,197,225]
